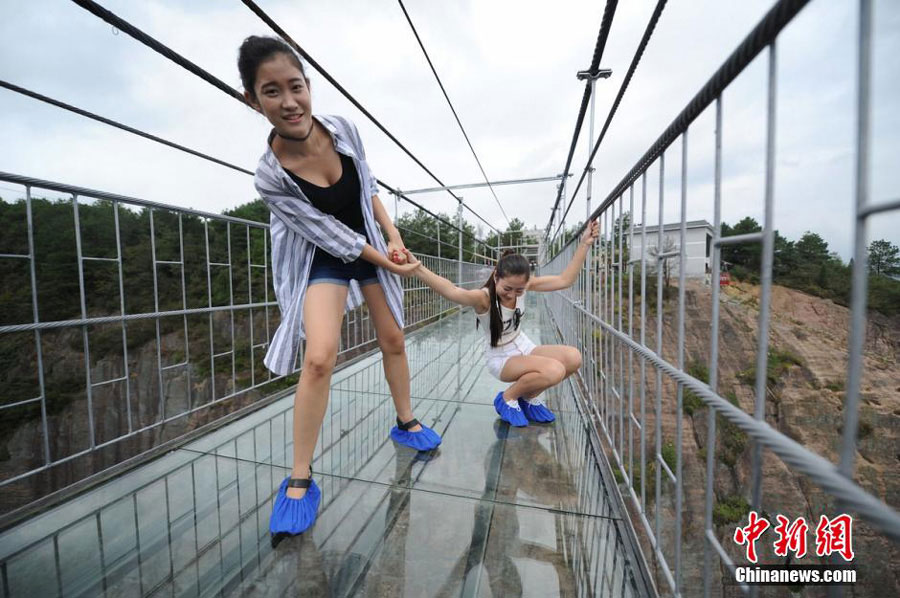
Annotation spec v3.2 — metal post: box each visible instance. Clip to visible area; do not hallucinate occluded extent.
[457,200,463,286]
[585,74,597,359]
[655,154,664,546]
[456,200,464,396]
[639,172,647,510]
[72,194,97,448]
[26,186,52,466]
[675,130,689,592]
[627,184,635,487]
[437,220,443,321]
[703,96,724,598]
[586,77,597,220]
[559,181,567,251]
[839,0,873,480]
[751,41,778,515]
[148,209,165,421]
[112,201,132,432]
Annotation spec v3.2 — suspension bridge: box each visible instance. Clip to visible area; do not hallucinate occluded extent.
[0,1,897,596]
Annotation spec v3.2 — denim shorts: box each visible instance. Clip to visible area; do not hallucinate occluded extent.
[308,230,379,287]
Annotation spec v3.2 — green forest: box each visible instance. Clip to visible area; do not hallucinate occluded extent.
[2,196,897,331]
[719,216,900,317]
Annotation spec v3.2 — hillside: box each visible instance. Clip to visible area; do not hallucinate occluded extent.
[610,279,899,597]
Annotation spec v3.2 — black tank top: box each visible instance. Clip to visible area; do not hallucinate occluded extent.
[287,152,365,231]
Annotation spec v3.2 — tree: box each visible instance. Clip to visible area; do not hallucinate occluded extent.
[772,231,795,280]
[396,209,442,257]
[611,211,632,266]
[505,217,525,248]
[868,239,900,277]
[487,217,527,251]
[794,232,830,266]
[721,217,762,271]
[395,209,484,262]
[224,198,268,223]
[647,235,679,290]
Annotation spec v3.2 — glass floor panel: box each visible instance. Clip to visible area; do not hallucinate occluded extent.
[0,296,646,597]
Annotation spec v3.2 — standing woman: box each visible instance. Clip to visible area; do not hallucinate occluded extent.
[238,36,441,536]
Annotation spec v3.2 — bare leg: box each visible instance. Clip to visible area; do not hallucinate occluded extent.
[499,355,567,401]
[288,282,348,499]
[529,345,582,378]
[360,282,421,431]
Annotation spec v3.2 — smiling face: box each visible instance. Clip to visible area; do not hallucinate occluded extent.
[495,273,528,304]
[245,53,313,140]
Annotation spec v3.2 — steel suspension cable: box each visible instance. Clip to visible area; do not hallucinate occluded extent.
[543,0,619,240]
[552,0,668,239]
[556,0,812,250]
[67,0,501,236]
[397,0,510,228]
[0,80,254,176]
[7,43,490,243]
[237,0,502,235]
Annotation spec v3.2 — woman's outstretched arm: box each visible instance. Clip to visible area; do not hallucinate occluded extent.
[527,219,599,292]
[371,193,408,264]
[403,250,488,310]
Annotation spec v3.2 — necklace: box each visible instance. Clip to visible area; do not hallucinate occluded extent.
[277,128,313,143]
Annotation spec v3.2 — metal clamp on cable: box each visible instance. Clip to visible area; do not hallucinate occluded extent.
[576,68,613,81]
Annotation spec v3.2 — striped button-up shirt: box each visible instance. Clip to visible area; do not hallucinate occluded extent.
[255,114,405,375]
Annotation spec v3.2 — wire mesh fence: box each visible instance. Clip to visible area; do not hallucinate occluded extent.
[539,0,899,595]
[0,172,490,522]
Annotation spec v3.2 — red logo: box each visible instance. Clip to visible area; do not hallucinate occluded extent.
[815,514,855,561]
[733,512,855,563]
[773,515,809,558]
[733,511,770,563]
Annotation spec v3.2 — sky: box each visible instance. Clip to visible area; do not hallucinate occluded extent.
[1,0,897,261]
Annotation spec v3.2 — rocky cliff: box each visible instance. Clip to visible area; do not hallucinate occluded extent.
[608,279,899,597]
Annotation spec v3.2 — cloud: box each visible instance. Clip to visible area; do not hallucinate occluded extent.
[1,0,897,259]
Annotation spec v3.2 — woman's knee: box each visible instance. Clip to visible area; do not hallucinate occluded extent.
[545,360,567,384]
[568,347,583,372]
[377,328,405,356]
[303,349,337,378]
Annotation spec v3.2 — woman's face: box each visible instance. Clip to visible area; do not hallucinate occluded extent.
[247,53,312,140]
[495,274,528,303]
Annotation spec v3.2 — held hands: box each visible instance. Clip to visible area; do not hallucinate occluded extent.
[581,219,599,246]
[384,247,419,277]
[384,234,415,275]
[401,248,421,268]
[387,238,408,265]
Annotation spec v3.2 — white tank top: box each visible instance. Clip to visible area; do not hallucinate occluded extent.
[475,289,525,347]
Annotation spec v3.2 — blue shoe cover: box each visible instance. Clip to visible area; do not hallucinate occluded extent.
[519,398,556,423]
[390,420,442,451]
[269,476,321,535]
[493,392,528,427]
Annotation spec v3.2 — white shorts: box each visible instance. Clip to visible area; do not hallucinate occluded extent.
[484,332,537,380]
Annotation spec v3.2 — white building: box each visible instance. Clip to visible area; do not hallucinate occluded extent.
[629,220,714,279]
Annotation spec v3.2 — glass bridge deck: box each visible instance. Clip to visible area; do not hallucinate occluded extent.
[0,295,645,597]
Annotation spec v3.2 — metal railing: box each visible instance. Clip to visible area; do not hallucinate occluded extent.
[0,303,643,597]
[0,171,489,522]
[539,0,899,596]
